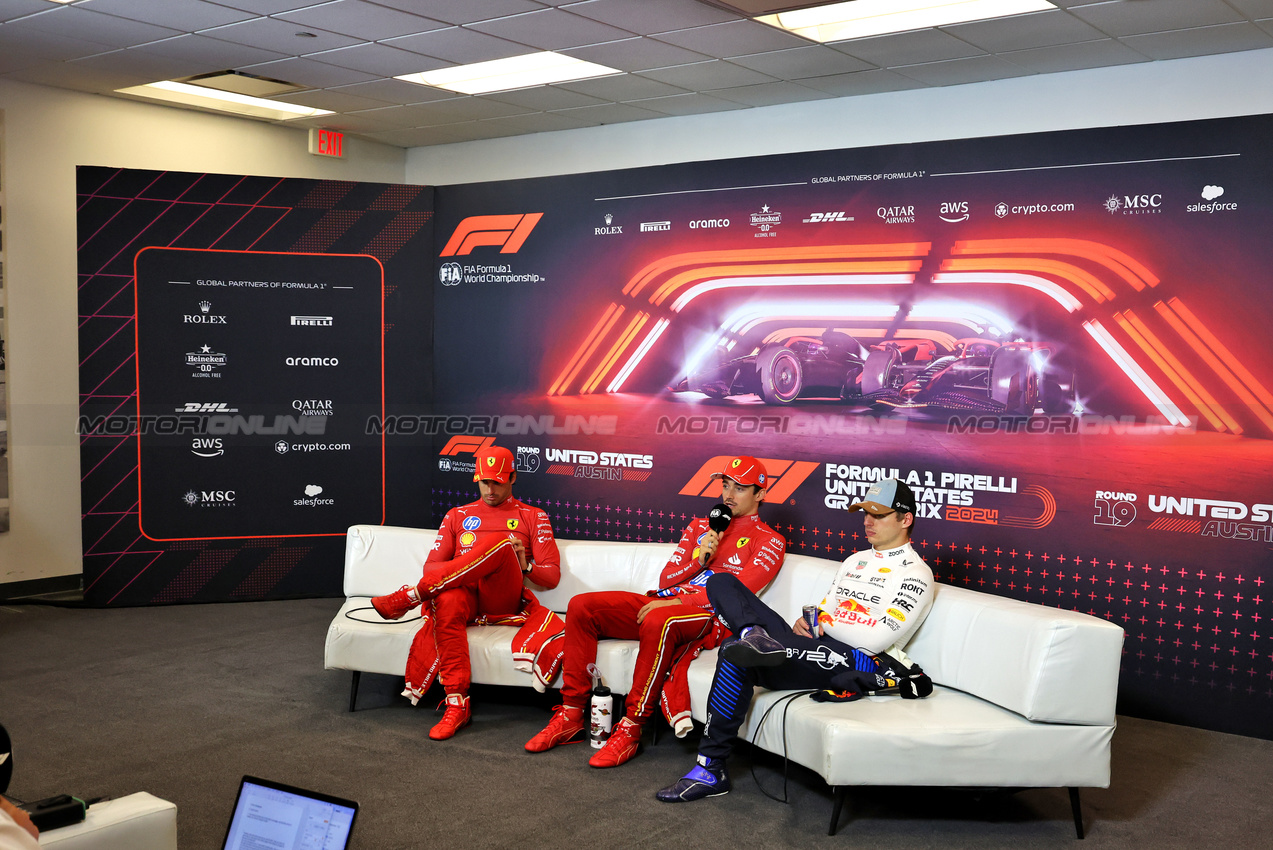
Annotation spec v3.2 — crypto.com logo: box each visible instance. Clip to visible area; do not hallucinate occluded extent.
[439,213,544,256]
[680,456,819,504]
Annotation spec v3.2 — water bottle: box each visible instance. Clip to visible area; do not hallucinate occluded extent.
[589,686,614,749]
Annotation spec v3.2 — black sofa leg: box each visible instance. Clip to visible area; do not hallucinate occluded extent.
[1068,787,1084,839]
[348,671,361,712]
[828,786,847,836]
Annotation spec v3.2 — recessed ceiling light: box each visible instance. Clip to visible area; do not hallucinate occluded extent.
[396,51,621,95]
[757,0,1056,43]
[115,81,333,122]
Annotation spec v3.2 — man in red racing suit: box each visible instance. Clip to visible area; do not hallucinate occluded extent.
[372,445,560,740]
[525,456,786,768]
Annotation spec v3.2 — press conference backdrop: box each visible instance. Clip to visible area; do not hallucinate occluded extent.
[78,114,1273,738]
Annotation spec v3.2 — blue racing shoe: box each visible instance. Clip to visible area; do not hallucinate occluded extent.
[720,625,786,668]
[656,756,731,803]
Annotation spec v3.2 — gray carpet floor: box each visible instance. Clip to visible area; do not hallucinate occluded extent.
[2,597,1271,849]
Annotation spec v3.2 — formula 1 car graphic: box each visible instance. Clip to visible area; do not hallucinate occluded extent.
[674,330,1076,413]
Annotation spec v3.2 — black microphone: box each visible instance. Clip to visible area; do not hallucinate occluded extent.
[708,503,732,533]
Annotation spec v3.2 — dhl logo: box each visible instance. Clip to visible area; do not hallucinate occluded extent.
[679,457,819,504]
[440,435,495,456]
[440,213,543,256]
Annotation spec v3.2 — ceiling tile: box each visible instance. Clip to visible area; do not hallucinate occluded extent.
[554,73,690,100]
[830,28,986,67]
[549,100,664,125]
[237,56,379,87]
[209,1,328,13]
[383,26,531,64]
[331,78,462,105]
[363,123,479,148]
[1069,0,1243,37]
[794,68,928,97]
[70,48,217,82]
[7,6,182,49]
[943,9,1105,52]
[650,19,809,58]
[1228,0,1273,17]
[624,91,749,116]
[368,0,545,26]
[638,59,779,89]
[562,0,740,35]
[893,54,1034,87]
[477,110,597,134]
[705,80,833,107]
[1001,37,1149,74]
[306,42,449,77]
[1,57,148,93]
[272,88,391,113]
[129,33,289,70]
[202,16,364,55]
[274,1,447,41]
[469,9,640,51]
[346,104,460,129]
[1120,22,1273,60]
[728,45,872,79]
[0,26,116,64]
[482,84,611,110]
[561,36,712,71]
[87,0,256,31]
[367,96,535,127]
[0,1,50,25]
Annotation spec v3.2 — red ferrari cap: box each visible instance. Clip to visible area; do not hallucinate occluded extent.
[710,456,768,488]
[473,446,515,484]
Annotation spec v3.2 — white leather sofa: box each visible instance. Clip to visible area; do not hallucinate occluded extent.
[38,792,177,850]
[325,525,1124,836]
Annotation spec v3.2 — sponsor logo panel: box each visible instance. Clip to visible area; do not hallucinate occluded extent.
[1187,184,1238,213]
[1103,192,1163,215]
[186,345,227,378]
[184,301,227,324]
[750,203,781,237]
[639,220,671,232]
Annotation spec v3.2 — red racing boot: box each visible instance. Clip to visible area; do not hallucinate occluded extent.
[429,693,471,740]
[588,717,642,768]
[524,705,585,752]
[371,584,420,620]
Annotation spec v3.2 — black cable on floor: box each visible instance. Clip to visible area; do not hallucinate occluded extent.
[749,690,816,804]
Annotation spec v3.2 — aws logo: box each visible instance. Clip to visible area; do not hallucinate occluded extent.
[440,213,543,256]
[679,456,819,504]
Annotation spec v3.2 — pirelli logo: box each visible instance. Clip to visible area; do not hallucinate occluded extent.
[440,213,544,257]
[680,457,819,504]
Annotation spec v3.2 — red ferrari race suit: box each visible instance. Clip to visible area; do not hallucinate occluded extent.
[559,513,786,725]
[403,497,561,703]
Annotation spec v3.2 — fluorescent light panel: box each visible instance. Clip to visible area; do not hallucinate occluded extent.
[115,81,333,121]
[758,0,1056,42]
[396,52,620,95]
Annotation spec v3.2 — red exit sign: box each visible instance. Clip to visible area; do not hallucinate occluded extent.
[308,128,344,158]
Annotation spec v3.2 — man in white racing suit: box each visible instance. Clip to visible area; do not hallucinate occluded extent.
[656,478,934,803]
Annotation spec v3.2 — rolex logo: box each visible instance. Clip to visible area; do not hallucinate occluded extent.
[199,301,211,313]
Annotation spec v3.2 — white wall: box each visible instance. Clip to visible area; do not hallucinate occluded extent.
[408,48,1273,186]
[0,78,406,585]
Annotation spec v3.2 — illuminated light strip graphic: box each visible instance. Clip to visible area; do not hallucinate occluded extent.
[623,243,932,297]
[607,318,670,393]
[581,312,649,394]
[737,313,898,337]
[941,257,1115,303]
[548,302,623,396]
[667,271,916,312]
[906,301,1015,336]
[930,271,1083,313]
[1154,299,1273,432]
[952,239,1159,290]
[1167,298,1273,415]
[1083,320,1191,428]
[1114,310,1240,434]
[720,299,900,334]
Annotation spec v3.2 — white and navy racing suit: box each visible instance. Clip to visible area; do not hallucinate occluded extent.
[697,542,934,761]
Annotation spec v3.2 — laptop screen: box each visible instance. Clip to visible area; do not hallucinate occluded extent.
[222,776,358,850]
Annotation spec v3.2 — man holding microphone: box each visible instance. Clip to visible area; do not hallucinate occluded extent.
[656,478,935,803]
[525,456,787,768]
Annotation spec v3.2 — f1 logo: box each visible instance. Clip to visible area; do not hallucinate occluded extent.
[679,457,818,504]
[440,213,544,257]
[440,435,495,456]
